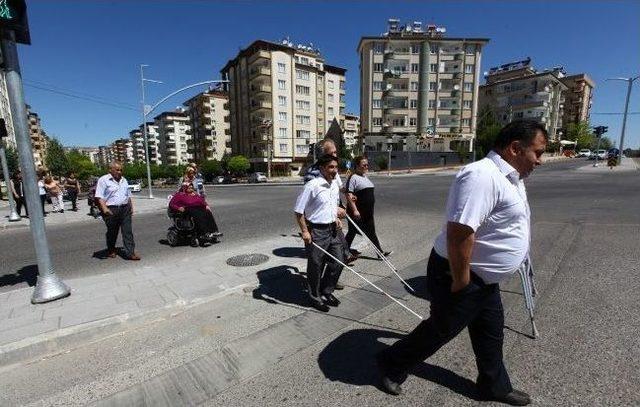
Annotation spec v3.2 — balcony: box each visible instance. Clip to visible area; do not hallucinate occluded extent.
[250,84,272,94]
[383,49,394,60]
[248,50,271,65]
[225,128,231,135]
[249,66,271,79]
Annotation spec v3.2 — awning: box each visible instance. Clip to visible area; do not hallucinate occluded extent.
[560,140,577,146]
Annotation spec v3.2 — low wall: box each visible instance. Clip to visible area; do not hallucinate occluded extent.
[364,151,471,171]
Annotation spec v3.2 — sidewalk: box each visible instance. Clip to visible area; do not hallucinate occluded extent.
[575,155,639,173]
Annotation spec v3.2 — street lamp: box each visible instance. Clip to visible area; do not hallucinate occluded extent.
[606,75,639,165]
[259,119,273,178]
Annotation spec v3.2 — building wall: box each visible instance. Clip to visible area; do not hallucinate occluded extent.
[184,91,230,162]
[130,124,162,165]
[27,109,48,169]
[0,71,16,148]
[561,74,594,127]
[155,111,192,166]
[343,114,360,150]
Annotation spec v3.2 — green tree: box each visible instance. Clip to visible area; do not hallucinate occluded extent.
[565,121,595,150]
[227,155,250,175]
[122,162,147,181]
[45,137,69,175]
[598,136,613,150]
[1,142,19,175]
[375,155,388,170]
[200,159,222,181]
[475,106,502,158]
[66,150,97,180]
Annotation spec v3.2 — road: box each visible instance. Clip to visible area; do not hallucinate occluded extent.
[0,159,639,406]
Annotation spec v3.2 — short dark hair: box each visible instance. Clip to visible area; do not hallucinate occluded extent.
[493,120,549,150]
[352,155,367,167]
[317,154,338,167]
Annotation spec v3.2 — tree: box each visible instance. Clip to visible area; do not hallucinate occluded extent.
[565,121,594,150]
[475,106,502,158]
[374,155,388,170]
[227,155,250,175]
[66,150,98,180]
[45,137,69,175]
[1,142,19,175]
[200,159,222,181]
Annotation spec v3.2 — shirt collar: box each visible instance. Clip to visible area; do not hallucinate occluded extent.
[487,151,520,183]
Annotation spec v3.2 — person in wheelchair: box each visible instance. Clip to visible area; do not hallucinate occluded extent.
[169,183,222,244]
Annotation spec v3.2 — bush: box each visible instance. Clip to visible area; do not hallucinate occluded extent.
[200,159,222,181]
[227,155,250,176]
[375,155,388,170]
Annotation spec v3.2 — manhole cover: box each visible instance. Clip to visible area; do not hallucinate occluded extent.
[226,253,269,267]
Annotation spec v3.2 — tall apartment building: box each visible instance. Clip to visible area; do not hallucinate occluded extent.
[97,145,113,167]
[130,123,162,165]
[154,110,192,166]
[359,19,488,153]
[560,74,595,128]
[479,58,568,142]
[183,89,231,162]
[112,138,134,164]
[0,70,16,147]
[27,107,49,169]
[342,113,360,151]
[221,39,347,174]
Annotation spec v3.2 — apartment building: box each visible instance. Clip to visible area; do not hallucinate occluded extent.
[97,145,113,167]
[112,138,134,164]
[154,110,192,166]
[0,70,16,147]
[479,58,568,142]
[130,123,162,165]
[342,113,360,151]
[359,19,488,153]
[27,107,49,169]
[63,146,100,164]
[560,73,595,128]
[183,89,230,162]
[221,39,346,174]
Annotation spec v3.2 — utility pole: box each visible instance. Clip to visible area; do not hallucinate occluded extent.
[607,75,639,165]
[1,25,70,302]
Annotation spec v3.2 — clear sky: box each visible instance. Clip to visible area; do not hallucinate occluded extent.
[15,0,640,148]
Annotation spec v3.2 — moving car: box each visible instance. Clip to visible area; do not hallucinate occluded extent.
[577,149,591,158]
[588,150,607,160]
[128,180,142,192]
[248,172,268,183]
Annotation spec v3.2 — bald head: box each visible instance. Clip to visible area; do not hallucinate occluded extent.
[321,139,337,157]
[109,161,123,180]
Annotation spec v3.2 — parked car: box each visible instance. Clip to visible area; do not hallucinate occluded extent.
[215,175,225,184]
[588,149,607,160]
[222,174,238,184]
[128,180,142,192]
[248,172,268,183]
[577,149,591,158]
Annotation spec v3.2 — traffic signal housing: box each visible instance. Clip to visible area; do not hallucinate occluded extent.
[0,0,30,45]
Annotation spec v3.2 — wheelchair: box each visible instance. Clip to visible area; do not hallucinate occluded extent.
[166,196,220,247]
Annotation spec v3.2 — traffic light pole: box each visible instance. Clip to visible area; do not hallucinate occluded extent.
[1,31,70,303]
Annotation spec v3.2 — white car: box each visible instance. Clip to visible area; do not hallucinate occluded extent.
[577,149,591,158]
[248,172,268,183]
[588,150,607,160]
[128,181,142,192]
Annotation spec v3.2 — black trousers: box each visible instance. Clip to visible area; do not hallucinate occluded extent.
[67,190,78,210]
[378,249,513,397]
[15,197,27,216]
[40,194,46,214]
[103,203,135,257]
[185,207,219,236]
[345,216,383,253]
[305,223,345,301]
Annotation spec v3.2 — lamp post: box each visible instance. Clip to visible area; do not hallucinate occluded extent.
[607,75,639,165]
[259,119,273,178]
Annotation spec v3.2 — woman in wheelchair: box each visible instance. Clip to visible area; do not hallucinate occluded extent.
[169,183,222,243]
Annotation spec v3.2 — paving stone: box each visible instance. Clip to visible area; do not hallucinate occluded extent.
[58,301,138,329]
[136,294,167,310]
[0,317,60,346]
[116,287,161,304]
[45,294,119,320]
[2,310,44,330]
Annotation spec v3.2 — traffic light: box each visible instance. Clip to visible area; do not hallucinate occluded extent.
[593,125,608,137]
[0,0,30,45]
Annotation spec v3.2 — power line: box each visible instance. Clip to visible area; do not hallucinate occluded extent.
[24,79,139,108]
[23,82,138,112]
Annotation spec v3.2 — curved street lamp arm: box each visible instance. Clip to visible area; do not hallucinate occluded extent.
[146,80,229,117]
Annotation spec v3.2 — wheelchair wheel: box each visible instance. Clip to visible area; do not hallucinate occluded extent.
[190,236,199,247]
[167,228,179,247]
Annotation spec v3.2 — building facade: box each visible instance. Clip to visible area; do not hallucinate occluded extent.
[359,19,488,153]
[27,107,49,169]
[183,90,230,162]
[560,74,595,128]
[0,70,16,148]
[112,138,134,164]
[221,39,347,174]
[154,110,192,166]
[130,123,162,165]
[479,58,568,142]
[342,113,360,151]
[97,145,113,167]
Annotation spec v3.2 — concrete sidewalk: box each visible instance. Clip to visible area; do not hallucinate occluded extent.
[576,155,639,173]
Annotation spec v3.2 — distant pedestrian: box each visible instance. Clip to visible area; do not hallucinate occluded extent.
[95,161,140,260]
[9,171,27,217]
[44,176,64,213]
[377,120,548,406]
[344,156,392,259]
[37,170,47,215]
[64,171,81,211]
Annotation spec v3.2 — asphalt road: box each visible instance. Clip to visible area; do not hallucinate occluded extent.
[1,158,639,406]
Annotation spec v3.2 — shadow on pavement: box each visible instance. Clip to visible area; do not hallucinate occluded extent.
[272,247,306,258]
[0,264,38,288]
[318,328,478,399]
[252,265,309,307]
[92,249,112,260]
[404,275,429,300]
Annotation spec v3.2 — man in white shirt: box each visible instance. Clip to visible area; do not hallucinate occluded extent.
[295,154,346,312]
[377,120,548,406]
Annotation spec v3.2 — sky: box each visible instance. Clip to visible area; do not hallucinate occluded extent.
[14,0,640,149]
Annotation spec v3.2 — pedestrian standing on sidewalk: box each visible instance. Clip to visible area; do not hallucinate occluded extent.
[344,156,392,259]
[37,170,48,216]
[95,161,140,260]
[376,120,548,406]
[10,171,27,217]
[44,175,64,213]
[64,171,81,211]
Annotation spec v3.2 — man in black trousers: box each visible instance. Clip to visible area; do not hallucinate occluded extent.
[377,120,548,406]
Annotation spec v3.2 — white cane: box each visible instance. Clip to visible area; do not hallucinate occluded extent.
[310,241,423,321]
[345,214,416,293]
[518,260,539,338]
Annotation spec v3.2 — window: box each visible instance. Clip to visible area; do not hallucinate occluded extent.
[328,94,334,102]
[411,44,420,54]
[464,82,473,92]
[410,100,418,109]
[300,57,309,65]
[463,100,472,109]
[409,118,417,126]
[429,81,437,91]
[462,118,471,126]
[296,69,310,80]
[295,85,310,95]
[277,62,286,73]
[278,128,287,138]
[328,107,334,116]
[279,143,288,153]
[430,45,438,54]
[430,64,438,73]
[428,100,436,108]
[374,63,384,72]
[296,129,311,138]
[295,115,311,125]
[374,42,384,54]
[373,118,383,126]
[465,44,476,55]
[278,96,287,106]
[339,81,345,90]
[278,80,286,90]
[328,80,335,89]
[295,100,311,110]
[278,112,287,121]
[296,145,308,155]
[392,118,405,126]
[410,81,419,91]
[428,118,435,126]
[372,99,382,108]
[465,64,475,73]
[373,81,383,91]
[411,63,419,73]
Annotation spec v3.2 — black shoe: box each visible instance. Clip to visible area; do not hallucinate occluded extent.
[212,231,223,237]
[377,250,393,259]
[349,249,361,256]
[309,298,330,312]
[322,293,340,307]
[376,355,403,396]
[334,283,344,290]
[479,390,531,406]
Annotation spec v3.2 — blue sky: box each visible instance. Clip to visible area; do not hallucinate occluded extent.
[16,0,640,148]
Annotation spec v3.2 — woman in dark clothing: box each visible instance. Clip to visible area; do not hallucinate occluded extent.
[10,171,26,217]
[64,171,81,211]
[169,183,222,241]
[345,156,392,259]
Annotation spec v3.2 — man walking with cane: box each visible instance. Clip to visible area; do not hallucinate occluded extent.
[377,120,547,406]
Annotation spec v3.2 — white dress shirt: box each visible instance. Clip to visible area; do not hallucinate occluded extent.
[95,174,131,206]
[294,175,340,224]
[433,151,531,284]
